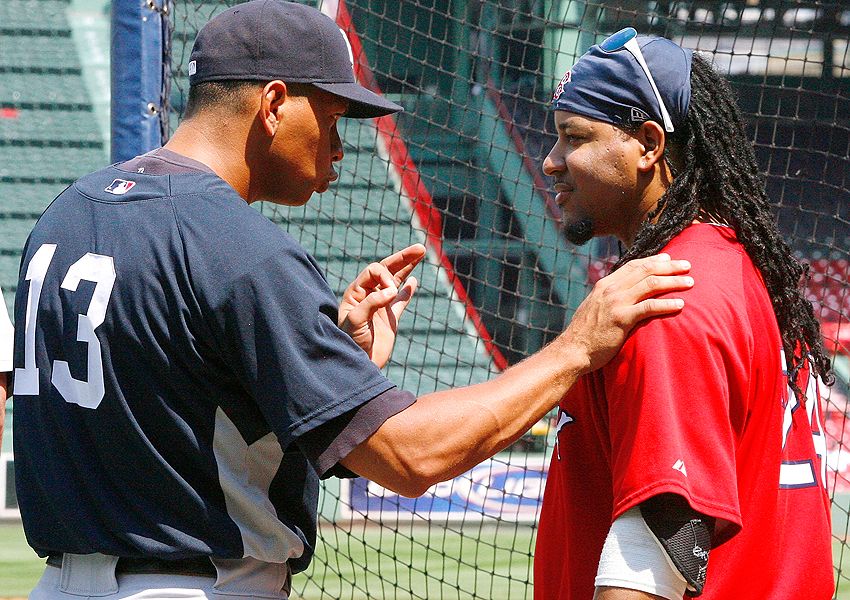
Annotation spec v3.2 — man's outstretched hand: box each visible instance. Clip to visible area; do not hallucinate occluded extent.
[339,243,427,368]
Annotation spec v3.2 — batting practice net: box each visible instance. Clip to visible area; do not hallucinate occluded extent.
[159,1,850,598]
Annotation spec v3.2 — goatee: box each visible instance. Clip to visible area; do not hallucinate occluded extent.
[564,218,593,245]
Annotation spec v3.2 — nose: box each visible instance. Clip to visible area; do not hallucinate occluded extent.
[542,142,565,176]
[331,124,344,163]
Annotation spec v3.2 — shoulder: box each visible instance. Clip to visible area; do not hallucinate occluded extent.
[657,224,754,307]
[176,201,332,317]
[662,224,746,275]
[165,179,323,281]
[619,225,763,351]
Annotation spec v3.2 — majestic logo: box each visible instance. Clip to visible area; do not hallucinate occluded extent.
[672,459,688,476]
[552,70,572,102]
[104,179,136,195]
[554,410,575,460]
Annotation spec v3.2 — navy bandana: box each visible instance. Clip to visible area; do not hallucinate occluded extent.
[552,33,693,132]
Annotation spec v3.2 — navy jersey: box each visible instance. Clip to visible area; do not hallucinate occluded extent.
[12,155,399,572]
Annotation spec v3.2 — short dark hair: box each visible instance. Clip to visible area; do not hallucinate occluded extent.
[182,80,314,120]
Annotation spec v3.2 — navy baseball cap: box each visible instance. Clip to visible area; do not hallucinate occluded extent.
[188,0,402,119]
[552,29,692,132]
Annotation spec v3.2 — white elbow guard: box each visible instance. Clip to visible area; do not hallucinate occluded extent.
[595,506,688,600]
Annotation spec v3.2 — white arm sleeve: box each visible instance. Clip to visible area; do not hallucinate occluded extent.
[0,286,12,372]
[595,506,687,600]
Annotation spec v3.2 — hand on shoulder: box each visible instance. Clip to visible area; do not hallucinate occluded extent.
[561,254,693,373]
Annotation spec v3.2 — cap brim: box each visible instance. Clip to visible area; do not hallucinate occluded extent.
[313,81,403,118]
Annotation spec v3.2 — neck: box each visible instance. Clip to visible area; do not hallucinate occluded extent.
[164,118,251,201]
[621,163,673,248]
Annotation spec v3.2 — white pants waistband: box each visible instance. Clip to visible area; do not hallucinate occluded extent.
[29,554,290,600]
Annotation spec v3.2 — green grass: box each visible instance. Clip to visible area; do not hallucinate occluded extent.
[0,521,534,599]
[836,537,850,600]
[0,522,42,597]
[2,521,849,599]
[293,523,535,599]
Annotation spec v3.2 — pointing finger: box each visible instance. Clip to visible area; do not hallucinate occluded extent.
[344,286,399,331]
[381,244,427,283]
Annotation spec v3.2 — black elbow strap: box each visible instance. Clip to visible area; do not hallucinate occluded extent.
[640,495,715,597]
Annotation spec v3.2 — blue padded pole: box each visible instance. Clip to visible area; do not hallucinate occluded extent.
[111,0,167,162]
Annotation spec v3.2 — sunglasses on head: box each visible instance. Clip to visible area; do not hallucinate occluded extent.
[599,27,675,133]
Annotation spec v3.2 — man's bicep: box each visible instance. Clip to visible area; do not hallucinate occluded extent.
[594,504,694,600]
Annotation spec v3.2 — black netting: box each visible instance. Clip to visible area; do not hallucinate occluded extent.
[163,2,850,598]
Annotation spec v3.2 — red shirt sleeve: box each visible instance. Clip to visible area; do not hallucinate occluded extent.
[602,239,752,542]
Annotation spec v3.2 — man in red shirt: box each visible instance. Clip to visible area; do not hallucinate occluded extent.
[535,29,834,599]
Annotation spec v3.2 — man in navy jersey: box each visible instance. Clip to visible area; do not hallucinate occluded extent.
[14,2,692,598]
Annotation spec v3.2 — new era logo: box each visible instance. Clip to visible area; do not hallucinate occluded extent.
[629,106,651,124]
[105,179,136,195]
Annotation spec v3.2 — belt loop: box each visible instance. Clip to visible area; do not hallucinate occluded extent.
[59,553,120,596]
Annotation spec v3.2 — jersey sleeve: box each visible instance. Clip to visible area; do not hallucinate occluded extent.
[210,240,397,450]
[0,285,12,372]
[602,253,748,543]
[297,387,416,478]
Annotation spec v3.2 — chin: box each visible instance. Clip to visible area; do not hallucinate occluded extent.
[260,188,313,206]
[564,218,595,246]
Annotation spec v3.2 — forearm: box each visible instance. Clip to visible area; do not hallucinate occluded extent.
[342,334,589,496]
[341,254,693,496]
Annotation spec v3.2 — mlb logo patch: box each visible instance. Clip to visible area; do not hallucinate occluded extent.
[552,70,572,102]
[188,60,197,76]
[104,179,136,195]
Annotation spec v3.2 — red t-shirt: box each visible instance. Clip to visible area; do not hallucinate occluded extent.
[535,224,833,599]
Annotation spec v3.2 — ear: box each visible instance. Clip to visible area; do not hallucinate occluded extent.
[260,80,289,137]
[636,120,666,173]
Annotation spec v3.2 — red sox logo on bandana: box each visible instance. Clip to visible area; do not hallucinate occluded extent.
[552,70,572,102]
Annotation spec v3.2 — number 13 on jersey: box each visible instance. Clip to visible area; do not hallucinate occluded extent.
[15,243,116,409]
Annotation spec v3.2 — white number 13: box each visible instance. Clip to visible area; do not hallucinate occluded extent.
[15,243,116,409]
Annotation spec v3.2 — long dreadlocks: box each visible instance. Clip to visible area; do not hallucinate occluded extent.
[613,53,833,388]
